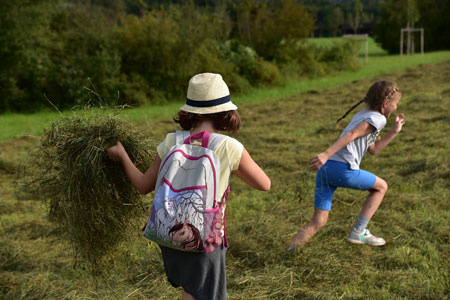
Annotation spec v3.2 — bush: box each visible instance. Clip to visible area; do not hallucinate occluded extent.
[0,0,56,112]
[220,40,280,86]
[45,4,122,109]
[0,1,360,113]
[321,40,360,71]
[275,40,360,78]
[116,4,231,104]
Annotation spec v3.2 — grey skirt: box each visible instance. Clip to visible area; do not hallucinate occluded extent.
[159,244,227,300]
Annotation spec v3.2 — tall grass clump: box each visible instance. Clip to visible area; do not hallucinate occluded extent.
[21,109,155,273]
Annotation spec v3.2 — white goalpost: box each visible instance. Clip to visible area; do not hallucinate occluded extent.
[400,27,424,55]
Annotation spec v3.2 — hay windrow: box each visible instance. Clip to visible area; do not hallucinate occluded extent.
[23,109,156,273]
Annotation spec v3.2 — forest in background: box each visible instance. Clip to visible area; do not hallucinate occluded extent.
[1,0,449,112]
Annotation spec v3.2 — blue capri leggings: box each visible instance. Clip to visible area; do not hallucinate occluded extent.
[314,160,377,211]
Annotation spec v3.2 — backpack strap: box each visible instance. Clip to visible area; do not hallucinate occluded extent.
[175,130,190,145]
[182,131,228,150]
[184,131,211,147]
[222,185,231,248]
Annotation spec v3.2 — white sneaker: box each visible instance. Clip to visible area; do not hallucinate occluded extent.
[347,228,386,246]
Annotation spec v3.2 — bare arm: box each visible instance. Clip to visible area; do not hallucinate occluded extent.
[232,148,271,191]
[310,121,376,170]
[368,114,405,155]
[107,141,161,194]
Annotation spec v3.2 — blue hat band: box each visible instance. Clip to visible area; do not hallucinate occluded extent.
[186,95,230,107]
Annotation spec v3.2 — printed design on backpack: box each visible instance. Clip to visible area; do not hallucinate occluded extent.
[144,131,227,253]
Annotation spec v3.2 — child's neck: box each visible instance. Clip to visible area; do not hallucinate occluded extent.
[191,121,217,134]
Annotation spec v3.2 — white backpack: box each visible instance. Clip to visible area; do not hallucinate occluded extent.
[143,130,229,253]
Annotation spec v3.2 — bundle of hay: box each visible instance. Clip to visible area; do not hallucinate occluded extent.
[25,110,155,272]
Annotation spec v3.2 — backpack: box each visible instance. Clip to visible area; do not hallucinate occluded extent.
[143,130,229,253]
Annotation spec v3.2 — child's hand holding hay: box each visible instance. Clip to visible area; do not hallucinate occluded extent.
[107,140,161,195]
[23,110,156,274]
[106,141,126,162]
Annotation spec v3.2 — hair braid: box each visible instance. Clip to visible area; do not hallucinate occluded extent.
[336,98,365,126]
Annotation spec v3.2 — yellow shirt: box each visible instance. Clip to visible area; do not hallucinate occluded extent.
[157,132,244,202]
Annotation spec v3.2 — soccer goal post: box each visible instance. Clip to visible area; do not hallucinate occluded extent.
[400,28,424,55]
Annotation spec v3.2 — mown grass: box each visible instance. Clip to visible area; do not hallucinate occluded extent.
[2,50,450,141]
[1,60,449,299]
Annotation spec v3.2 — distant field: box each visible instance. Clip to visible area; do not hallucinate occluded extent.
[306,36,388,57]
[1,60,449,299]
[1,50,450,141]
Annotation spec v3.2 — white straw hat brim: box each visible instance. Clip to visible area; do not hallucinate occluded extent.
[180,73,237,114]
[180,101,237,114]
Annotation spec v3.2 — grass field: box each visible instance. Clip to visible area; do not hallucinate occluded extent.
[1,58,449,299]
[2,49,450,141]
[0,62,450,300]
[306,36,388,57]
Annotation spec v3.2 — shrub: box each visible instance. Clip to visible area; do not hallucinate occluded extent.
[321,40,360,71]
[0,0,56,112]
[116,4,231,104]
[45,4,122,109]
[220,40,280,86]
[275,40,360,78]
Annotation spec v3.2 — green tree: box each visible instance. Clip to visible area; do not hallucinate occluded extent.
[373,0,406,54]
[44,3,123,109]
[415,0,450,51]
[347,0,368,34]
[116,3,232,104]
[0,0,57,112]
[372,0,450,54]
[233,0,314,60]
[326,7,345,37]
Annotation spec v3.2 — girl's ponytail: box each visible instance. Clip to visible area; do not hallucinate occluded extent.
[336,98,365,126]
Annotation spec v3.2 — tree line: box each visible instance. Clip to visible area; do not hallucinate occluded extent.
[0,0,448,113]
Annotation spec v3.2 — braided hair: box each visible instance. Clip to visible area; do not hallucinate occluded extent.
[336,81,400,126]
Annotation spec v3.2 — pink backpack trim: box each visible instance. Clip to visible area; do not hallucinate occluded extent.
[162,177,206,193]
[160,149,217,205]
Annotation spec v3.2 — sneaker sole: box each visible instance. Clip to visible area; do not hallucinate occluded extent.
[346,237,386,246]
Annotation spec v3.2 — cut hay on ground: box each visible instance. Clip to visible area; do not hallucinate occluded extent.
[23,110,155,273]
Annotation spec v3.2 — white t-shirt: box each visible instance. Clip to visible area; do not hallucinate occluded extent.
[330,108,386,170]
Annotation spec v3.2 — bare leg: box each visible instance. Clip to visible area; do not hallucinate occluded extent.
[182,290,196,300]
[288,209,329,249]
[359,176,388,219]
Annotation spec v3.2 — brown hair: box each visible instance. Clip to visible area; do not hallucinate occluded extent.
[336,80,401,125]
[169,222,204,252]
[174,110,241,134]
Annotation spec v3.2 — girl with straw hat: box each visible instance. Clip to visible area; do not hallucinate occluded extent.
[107,73,271,300]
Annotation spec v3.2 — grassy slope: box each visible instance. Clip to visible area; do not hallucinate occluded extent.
[2,49,450,141]
[306,36,389,57]
[1,60,449,299]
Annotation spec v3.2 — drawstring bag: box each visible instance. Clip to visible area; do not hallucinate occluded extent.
[143,131,229,253]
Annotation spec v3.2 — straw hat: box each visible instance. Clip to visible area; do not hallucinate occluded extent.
[180,73,238,114]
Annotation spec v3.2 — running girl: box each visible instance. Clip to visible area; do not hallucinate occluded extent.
[289,80,405,249]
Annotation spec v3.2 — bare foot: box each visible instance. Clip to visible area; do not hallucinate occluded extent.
[288,222,321,250]
[288,228,310,250]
